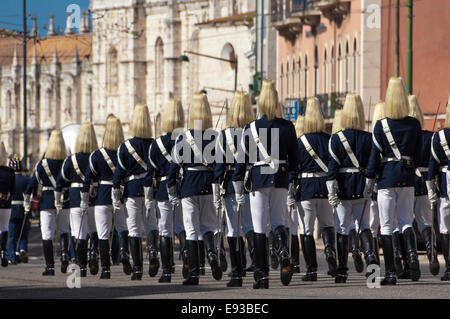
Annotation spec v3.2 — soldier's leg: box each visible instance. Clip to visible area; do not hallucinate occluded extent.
[157,200,173,283]
[95,205,112,279]
[182,196,201,285]
[40,210,56,275]
[299,199,318,281]
[57,208,71,274]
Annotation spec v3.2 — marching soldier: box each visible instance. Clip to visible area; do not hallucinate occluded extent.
[408,95,440,276]
[81,115,131,279]
[0,142,14,267]
[233,80,299,289]
[429,95,450,281]
[167,93,222,286]
[113,104,155,280]
[24,131,70,275]
[213,91,254,287]
[56,123,99,277]
[365,77,422,285]
[327,94,378,283]
[7,156,30,264]
[145,98,186,283]
[296,97,337,281]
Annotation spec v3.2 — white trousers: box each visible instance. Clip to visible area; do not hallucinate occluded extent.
[124,197,146,238]
[70,207,95,240]
[369,200,380,237]
[377,187,414,235]
[224,194,252,237]
[249,187,288,234]
[157,200,182,238]
[299,198,334,236]
[438,197,450,234]
[182,195,217,241]
[288,205,301,236]
[413,195,432,233]
[335,199,370,235]
[174,200,185,235]
[94,205,128,240]
[0,209,11,233]
[41,208,71,240]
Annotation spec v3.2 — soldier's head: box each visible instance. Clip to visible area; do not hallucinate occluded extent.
[331,109,342,134]
[103,114,124,150]
[341,93,365,131]
[258,79,281,120]
[445,93,450,129]
[408,95,424,129]
[75,123,98,154]
[228,91,254,128]
[189,93,212,131]
[161,98,185,133]
[372,102,385,131]
[0,142,8,167]
[384,77,409,120]
[44,130,67,160]
[130,104,153,139]
[295,115,305,137]
[303,97,325,134]
[8,154,23,172]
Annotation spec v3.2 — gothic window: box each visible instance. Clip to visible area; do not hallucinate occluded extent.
[87,86,93,122]
[330,45,335,92]
[46,89,53,119]
[314,45,319,96]
[286,60,289,98]
[292,58,296,98]
[155,38,164,93]
[304,55,309,98]
[280,63,284,101]
[353,38,358,92]
[337,44,342,93]
[323,49,328,94]
[5,90,11,120]
[298,58,302,99]
[108,47,118,94]
[65,87,72,119]
[345,41,349,93]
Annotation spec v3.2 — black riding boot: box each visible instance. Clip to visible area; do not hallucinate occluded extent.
[403,227,421,281]
[440,234,450,281]
[379,235,397,285]
[269,230,279,270]
[227,237,243,287]
[373,234,380,265]
[177,231,189,279]
[214,233,228,273]
[183,240,200,285]
[88,232,99,275]
[245,231,256,272]
[360,229,378,277]
[159,236,172,283]
[147,230,160,277]
[397,232,411,279]
[76,239,88,277]
[274,226,293,286]
[322,227,337,277]
[204,232,222,280]
[60,233,70,274]
[253,233,269,289]
[198,240,206,275]
[42,240,55,276]
[422,227,440,276]
[300,235,318,281]
[335,234,349,283]
[0,231,8,267]
[349,229,364,273]
[291,234,300,273]
[393,231,406,276]
[239,237,247,276]
[129,237,143,280]
[99,239,111,279]
[119,231,132,275]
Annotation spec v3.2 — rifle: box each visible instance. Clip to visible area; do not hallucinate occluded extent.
[432,102,442,131]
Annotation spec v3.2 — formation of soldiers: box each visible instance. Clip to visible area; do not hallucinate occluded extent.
[0,76,449,289]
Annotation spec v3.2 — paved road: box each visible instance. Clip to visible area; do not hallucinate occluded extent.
[0,226,449,299]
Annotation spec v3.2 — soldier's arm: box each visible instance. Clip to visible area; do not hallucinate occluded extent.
[327,134,340,181]
[113,144,127,189]
[144,141,157,188]
[56,158,70,192]
[83,152,98,193]
[366,122,382,179]
[427,133,439,181]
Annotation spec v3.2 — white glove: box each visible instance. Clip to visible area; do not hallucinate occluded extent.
[426,180,438,208]
[363,178,375,199]
[287,182,296,210]
[212,183,222,210]
[23,194,31,214]
[112,188,121,211]
[233,181,245,206]
[80,192,89,212]
[326,179,340,208]
[144,187,153,210]
[167,186,180,207]
[54,191,63,211]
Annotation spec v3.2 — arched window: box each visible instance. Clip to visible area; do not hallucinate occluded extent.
[155,38,164,93]
[304,55,309,98]
[292,58,296,98]
[298,58,302,99]
[46,89,53,119]
[353,38,358,92]
[107,47,118,94]
[280,63,284,101]
[337,44,342,93]
[345,41,349,93]
[4,90,11,121]
[286,61,290,98]
[87,86,93,122]
[314,46,319,96]
[330,46,335,92]
[323,49,328,94]
[221,43,236,72]
[65,87,72,119]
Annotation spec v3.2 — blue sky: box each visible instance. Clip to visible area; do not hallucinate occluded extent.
[0,0,90,35]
